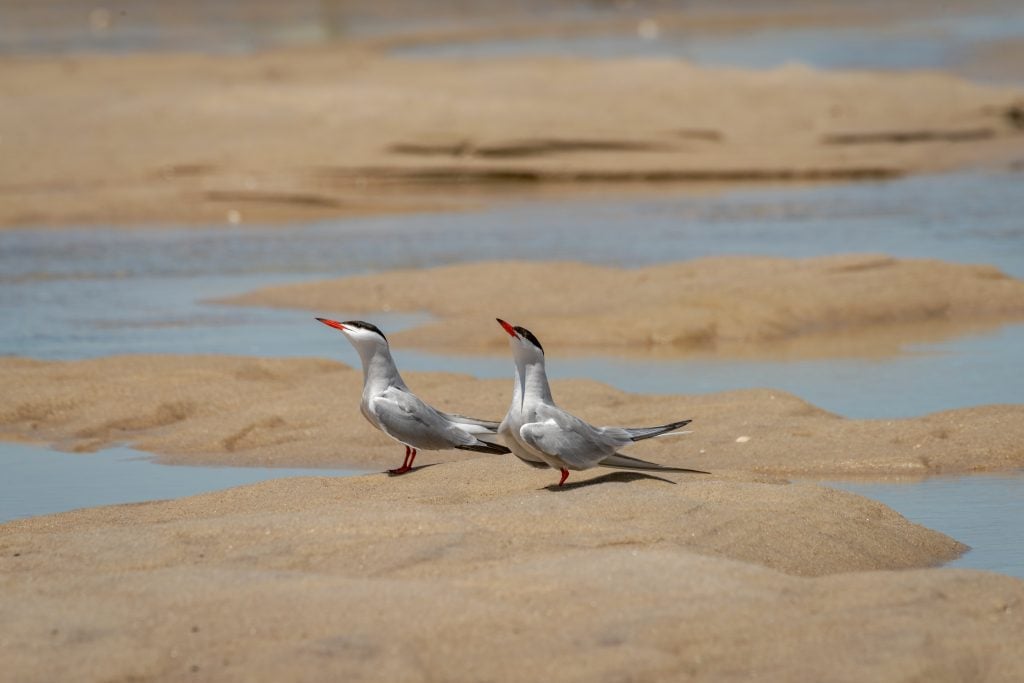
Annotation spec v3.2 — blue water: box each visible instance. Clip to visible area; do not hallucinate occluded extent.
[827,473,1024,579]
[0,443,362,523]
[5,173,1022,282]
[2,172,1022,418]
[4,441,1021,580]
[394,10,1024,83]
[2,171,1022,578]
[5,2,1024,87]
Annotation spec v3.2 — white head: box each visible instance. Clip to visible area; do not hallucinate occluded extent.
[496,318,545,366]
[316,317,392,367]
[317,317,387,345]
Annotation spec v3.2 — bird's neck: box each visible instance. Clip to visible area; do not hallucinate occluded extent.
[358,343,405,392]
[520,358,553,405]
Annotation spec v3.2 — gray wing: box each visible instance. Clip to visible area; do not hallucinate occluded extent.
[605,419,693,443]
[369,387,477,451]
[441,412,501,433]
[518,403,618,470]
[498,412,550,469]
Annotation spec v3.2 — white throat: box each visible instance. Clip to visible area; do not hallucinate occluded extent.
[513,349,552,406]
[350,336,405,390]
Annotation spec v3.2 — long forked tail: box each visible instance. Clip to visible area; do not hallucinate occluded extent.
[623,419,693,442]
[456,440,511,455]
[600,452,708,474]
[445,412,502,432]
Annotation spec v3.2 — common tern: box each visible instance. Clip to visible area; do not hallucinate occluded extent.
[496,318,707,486]
[317,318,509,474]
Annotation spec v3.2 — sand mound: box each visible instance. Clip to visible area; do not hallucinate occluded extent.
[2,48,1021,227]
[225,255,1024,355]
[2,463,1021,682]
[2,355,1022,475]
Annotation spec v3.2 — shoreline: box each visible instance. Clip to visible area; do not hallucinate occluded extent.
[4,6,1024,678]
[223,255,1024,357]
[3,46,1022,229]
[3,354,1023,475]
[3,457,1022,681]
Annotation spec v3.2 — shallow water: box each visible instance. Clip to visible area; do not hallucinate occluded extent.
[4,441,1021,580]
[825,473,1024,579]
[2,172,1022,570]
[9,2,1021,86]
[2,172,1022,418]
[0,443,361,524]
[394,10,1024,83]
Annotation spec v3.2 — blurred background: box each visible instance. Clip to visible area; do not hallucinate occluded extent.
[1,0,1022,576]
[1,0,1022,84]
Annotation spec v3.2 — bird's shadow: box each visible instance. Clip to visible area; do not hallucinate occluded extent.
[544,471,678,491]
[385,463,440,477]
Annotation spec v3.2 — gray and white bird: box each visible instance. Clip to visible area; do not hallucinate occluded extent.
[317,318,509,474]
[496,318,706,486]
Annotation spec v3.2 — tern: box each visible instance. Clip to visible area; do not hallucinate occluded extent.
[496,318,707,486]
[317,318,509,474]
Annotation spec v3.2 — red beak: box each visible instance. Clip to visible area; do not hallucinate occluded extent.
[496,318,517,337]
[316,317,347,332]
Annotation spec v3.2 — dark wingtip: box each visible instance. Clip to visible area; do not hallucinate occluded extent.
[456,441,511,455]
[667,467,710,475]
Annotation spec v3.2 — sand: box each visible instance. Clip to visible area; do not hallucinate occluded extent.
[4,7,1024,676]
[3,354,1023,475]
[225,254,1024,356]
[2,47,1022,228]
[3,460,1023,682]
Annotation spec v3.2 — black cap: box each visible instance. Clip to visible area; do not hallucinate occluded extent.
[343,320,387,341]
[514,325,543,353]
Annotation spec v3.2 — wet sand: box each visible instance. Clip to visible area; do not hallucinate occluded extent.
[3,354,1023,475]
[4,6,1024,677]
[225,254,1024,356]
[4,354,1024,680]
[3,459,1023,682]
[2,48,1022,228]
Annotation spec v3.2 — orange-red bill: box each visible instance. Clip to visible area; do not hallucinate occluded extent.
[316,317,346,332]
[496,318,517,337]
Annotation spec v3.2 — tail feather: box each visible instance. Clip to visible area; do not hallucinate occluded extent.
[456,440,511,455]
[650,430,693,439]
[600,451,709,474]
[624,419,693,442]
[445,412,502,432]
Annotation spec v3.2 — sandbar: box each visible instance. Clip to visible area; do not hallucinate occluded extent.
[3,354,1023,475]
[2,460,1022,681]
[2,48,1021,228]
[225,254,1024,356]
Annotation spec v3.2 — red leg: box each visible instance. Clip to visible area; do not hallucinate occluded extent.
[388,446,413,475]
[407,448,417,469]
[558,468,570,486]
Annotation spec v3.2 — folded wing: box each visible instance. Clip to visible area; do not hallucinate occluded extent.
[370,388,509,454]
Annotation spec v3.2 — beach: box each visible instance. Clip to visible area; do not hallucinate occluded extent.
[3,354,1024,475]
[6,459,1024,682]
[3,1,1024,679]
[2,45,1022,228]
[225,254,1024,355]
